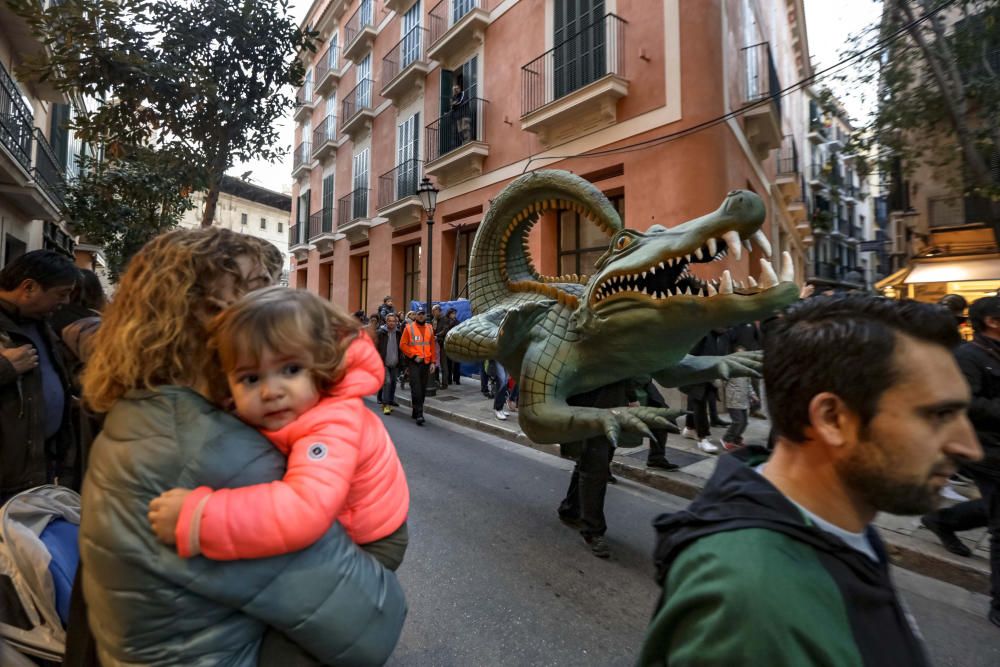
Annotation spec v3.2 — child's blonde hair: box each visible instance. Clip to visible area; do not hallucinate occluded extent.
[207,287,361,403]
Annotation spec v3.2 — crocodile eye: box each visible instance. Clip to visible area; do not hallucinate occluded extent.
[615,235,631,250]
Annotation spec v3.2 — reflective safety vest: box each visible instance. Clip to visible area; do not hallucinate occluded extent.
[400,321,437,364]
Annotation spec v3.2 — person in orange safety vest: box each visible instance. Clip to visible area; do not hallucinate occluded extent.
[399,309,438,426]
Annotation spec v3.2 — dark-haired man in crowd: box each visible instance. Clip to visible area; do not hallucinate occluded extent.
[0,250,80,502]
[639,295,981,665]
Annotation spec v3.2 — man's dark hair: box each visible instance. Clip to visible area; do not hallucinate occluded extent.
[764,295,961,442]
[0,250,79,291]
[968,296,1000,333]
[383,295,393,303]
[447,308,457,315]
[71,269,106,311]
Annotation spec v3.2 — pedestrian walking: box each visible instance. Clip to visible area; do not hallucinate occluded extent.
[489,360,510,420]
[638,295,979,665]
[720,346,758,451]
[74,228,405,666]
[920,295,1000,628]
[435,307,459,388]
[400,309,437,425]
[0,250,80,503]
[147,287,410,571]
[679,330,729,454]
[643,380,680,471]
[377,313,403,414]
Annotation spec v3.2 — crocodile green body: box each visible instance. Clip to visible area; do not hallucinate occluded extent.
[445,170,799,445]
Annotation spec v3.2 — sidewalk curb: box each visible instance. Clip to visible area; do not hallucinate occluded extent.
[388,394,990,595]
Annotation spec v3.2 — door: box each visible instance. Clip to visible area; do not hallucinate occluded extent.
[453,0,474,23]
[402,3,422,69]
[322,174,335,231]
[360,0,373,26]
[353,149,369,220]
[439,57,478,155]
[325,93,336,135]
[329,33,339,68]
[297,191,310,243]
[553,0,605,100]
[397,113,420,197]
[358,54,372,107]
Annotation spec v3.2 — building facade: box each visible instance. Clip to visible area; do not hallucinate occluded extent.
[178,176,293,281]
[0,1,88,271]
[288,0,814,313]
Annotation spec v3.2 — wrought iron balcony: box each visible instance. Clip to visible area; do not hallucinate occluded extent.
[315,45,342,95]
[740,41,782,156]
[308,208,336,239]
[312,115,339,161]
[292,141,312,178]
[341,78,375,139]
[43,220,74,257]
[427,0,489,69]
[424,97,488,186]
[288,222,308,248]
[381,26,430,103]
[0,61,33,175]
[775,135,800,200]
[343,0,376,63]
[32,129,65,209]
[294,83,315,122]
[338,188,373,242]
[377,159,425,228]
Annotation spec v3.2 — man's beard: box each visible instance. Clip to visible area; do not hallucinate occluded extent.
[837,445,952,516]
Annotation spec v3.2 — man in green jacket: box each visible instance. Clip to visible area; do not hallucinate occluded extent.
[639,295,982,666]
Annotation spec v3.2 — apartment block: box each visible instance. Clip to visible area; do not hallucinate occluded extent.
[288,0,815,313]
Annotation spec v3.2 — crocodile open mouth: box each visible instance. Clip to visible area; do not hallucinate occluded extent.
[592,234,794,306]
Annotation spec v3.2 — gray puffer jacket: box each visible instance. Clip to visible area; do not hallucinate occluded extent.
[80,386,407,666]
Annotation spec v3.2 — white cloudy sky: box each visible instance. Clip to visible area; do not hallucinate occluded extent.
[230,0,884,193]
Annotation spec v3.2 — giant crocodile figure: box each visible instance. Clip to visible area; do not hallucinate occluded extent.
[445,170,799,445]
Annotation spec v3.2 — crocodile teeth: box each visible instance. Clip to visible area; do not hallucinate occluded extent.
[780,251,795,282]
[752,230,772,257]
[684,286,693,296]
[659,261,666,270]
[694,248,703,260]
[747,276,758,288]
[759,259,779,289]
[720,270,734,295]
[641,271,647,279]
[735,280,744,289]
[707,283,718,296]
[743,239,753,252]
[722,231,742,261]
[706,238,717,256]
[650,265,657,276]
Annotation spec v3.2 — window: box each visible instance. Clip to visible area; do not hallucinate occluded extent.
[401,3,422,69]
[241,213,248,226]
[260,217,267,230]
[397,113,420,197]
[358,255,369,313]
[453,227,475,299]
[352,149,369,219]
[322,174,335,230]
[358,54,372,106]
[558,194,623,275]
[403,244,421,308]
[278,221,284,233]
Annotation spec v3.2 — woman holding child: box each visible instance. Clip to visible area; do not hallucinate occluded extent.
[76,228,407,666]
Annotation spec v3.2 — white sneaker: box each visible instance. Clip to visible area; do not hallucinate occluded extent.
[495,410,508,421]
[697,438,719,454]
[501,408,510,417]
[681,427,696,441]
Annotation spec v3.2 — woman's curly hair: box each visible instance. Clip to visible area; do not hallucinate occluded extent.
[82,228,268,412]
[206,287,361,404]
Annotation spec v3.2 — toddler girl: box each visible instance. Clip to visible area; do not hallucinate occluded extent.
[148,286,410,569]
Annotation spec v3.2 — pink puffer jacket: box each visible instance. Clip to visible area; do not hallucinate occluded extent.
[175,336,409,559]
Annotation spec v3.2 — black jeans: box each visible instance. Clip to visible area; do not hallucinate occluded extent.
[684,395,711,438]
[408,359,430,418]
[558,438,613,538]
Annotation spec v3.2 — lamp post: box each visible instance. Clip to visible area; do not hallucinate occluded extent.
[417,176,440,395]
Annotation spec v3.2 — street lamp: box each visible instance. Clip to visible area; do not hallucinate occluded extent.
[417,176,440,395]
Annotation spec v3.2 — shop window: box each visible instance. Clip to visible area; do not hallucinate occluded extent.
[403,244,421,308]
[558,194,623,275]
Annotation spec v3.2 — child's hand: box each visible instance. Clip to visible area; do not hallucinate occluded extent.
[148,488,193,546]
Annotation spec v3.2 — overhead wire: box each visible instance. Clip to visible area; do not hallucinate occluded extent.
[519,0,956,174]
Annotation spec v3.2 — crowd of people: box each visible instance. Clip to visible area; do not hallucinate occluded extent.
[0,227,997,666]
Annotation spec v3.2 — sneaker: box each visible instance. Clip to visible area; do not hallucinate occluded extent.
[557,510,582,528]
[647,459,680,471]
[495,410,508,420]
[710,418,731,427]
[584,535,611,559]
[382,405,392,415]
[989,608,1000,629]
[681,427,697,441]
[416,417,425,426]
[920,515,972,557]
[697,438,719,454]
[608,475,618,485]
[722,439,744,452]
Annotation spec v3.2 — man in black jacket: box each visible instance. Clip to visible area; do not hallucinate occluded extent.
[376,313,403,414]
[921,295,1000,627]
[0,250,79,502]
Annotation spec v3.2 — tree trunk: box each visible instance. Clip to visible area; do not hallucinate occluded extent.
[200,179,220,228]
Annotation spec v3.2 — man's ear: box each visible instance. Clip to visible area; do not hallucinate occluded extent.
[806,392,852,448]
[19,278,39,294]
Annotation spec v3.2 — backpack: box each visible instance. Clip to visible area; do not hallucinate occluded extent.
[0,485,81,663]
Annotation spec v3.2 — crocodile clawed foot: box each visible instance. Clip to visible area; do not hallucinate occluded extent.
[601,407,684,446]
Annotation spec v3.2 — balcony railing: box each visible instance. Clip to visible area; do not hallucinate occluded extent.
[741,41,782,120]
[521,13,625,117]
[810,163,827,182]
[0,61,33,173]
[296,84,313,107]
[378,159,423,209]
[428,0,485,46]
[426,97,487,163]
[928,195,997,228]
[344,0,374,49]
[382,26,428,87]
[33,129,65,208]
[308,208,334,240]
[312,115,337,154]
[339,188,370,224]
[341,78,374,129]
[293,141,311,172]
[288,222,307,246]
[315,45,340,85]
[777,135,798,175]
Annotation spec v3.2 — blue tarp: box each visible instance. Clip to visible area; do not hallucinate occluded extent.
[408,299,481,377]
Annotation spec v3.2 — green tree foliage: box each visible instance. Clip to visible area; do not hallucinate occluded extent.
[66,150,194,280]
[849,0,999,199]
[11,0,315,226]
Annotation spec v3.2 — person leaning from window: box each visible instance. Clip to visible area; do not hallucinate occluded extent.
[70,228,406,667]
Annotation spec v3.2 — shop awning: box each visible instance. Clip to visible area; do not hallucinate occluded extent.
[874,267,909,290]
[904,256,1000,284]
